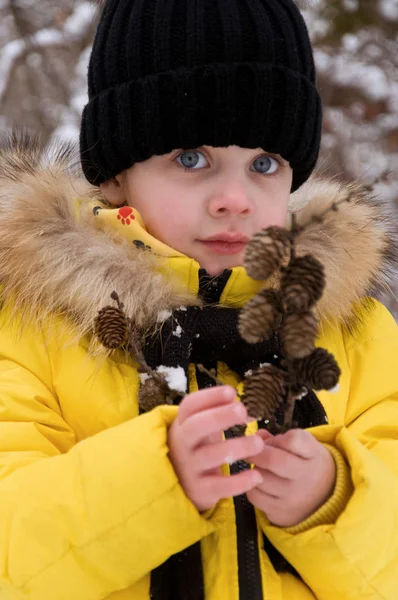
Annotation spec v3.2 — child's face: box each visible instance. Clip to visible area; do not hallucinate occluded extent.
[103,146,292,276]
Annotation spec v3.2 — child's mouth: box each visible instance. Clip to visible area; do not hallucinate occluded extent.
[199,240,248,255]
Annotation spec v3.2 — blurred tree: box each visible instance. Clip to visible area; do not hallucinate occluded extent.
[0,0,98,140]
[0,0,397,314]
[304,0,398,187]
[300,0,398,316]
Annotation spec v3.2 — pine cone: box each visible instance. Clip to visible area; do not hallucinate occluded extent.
[139,375,168,413]
[242,365,286,420]
[244,226,291,280]
[94,305,129,349]
[281,311,318,359]
[238,289,282,343]
[230,424,247,437]
[292,348,341,391]
[281,255,325,312]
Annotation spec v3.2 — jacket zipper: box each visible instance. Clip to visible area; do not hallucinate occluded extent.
[198,270,263,600]
[226,434,263,600]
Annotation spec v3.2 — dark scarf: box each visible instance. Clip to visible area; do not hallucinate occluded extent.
[143,270,328,599]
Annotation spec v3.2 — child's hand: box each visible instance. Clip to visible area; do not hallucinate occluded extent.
[168,387,265,513]
[246,429,336,527]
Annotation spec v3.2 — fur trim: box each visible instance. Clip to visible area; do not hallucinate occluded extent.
[0,131,195,341]
[291,178,396,324]
[0,131,396,340]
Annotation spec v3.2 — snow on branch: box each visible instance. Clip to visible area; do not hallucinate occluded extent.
[0,1,96,103]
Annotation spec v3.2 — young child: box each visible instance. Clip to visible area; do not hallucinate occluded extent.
[0,0,397,599]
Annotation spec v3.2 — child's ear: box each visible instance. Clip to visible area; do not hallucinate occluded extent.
[100,174,125,206]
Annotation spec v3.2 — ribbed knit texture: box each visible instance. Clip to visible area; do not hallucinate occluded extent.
[80,0,322,191]
[143,305,285,379]
[144,271,330,594]
[282,444,353,534]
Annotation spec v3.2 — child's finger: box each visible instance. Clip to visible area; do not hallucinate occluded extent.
[177,386,237,424]
[182,402,247,449]
[266,429,316,459]
[193,435,264,473]
[204,468,264,502]
[247,485,281,510]
[256,429,274,441]
[254,468,292,498]
[248,445,302,480]
[201,430,224,447]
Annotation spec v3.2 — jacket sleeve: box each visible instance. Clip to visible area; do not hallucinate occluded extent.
[259,301,398,599]
[0,313,214,600]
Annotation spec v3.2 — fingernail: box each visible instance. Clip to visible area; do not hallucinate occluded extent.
[253,471,263,485]
[222,387,236,400]
[258,429,273,440]
[253,436,264,452]
[233,403,246,418]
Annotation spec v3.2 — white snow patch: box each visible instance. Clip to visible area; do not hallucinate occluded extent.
[195,333,200,338]
[157,366,187,393]
[173,325,183,337]
[33,28,64,46]
[50,110,80,142]
[259,363,271,368]
[244,369,253,377]
[295,387,309,400]
[328,383,340,394]
[177,306,187,311]
[380,0,398,20]
[0,39,24,100]
[342,33,360,53]
[139,373,150,384]
[314,49,330,72]
[317,50,390,102]
[157,309,172,322]
[342,0,358,12]
[63,2,96,37]
[70,45,91,114]
[0,2,96,104]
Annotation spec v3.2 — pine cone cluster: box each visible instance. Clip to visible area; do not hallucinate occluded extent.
[244,226,291,280]
[239,222,341,429]
[242,365,286,421]
[94,305,129,349]
[95,292,185,416]
[239,289,282,343]
[139,374,169,413]
[281,255,325,312]
[239,254,324,361]
[281,311,318,359]
[230,424,248,437]
[291,348,341,391]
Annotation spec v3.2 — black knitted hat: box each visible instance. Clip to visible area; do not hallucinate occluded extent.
[80,0,322,191]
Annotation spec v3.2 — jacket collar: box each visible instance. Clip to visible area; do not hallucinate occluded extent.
[87,198,264,308]
[0,132,395,341]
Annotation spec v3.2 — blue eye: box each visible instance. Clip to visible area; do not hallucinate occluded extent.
[251,155,279,174]
[177,150,208,170]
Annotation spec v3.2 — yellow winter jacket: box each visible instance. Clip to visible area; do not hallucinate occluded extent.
[0,137,397,599]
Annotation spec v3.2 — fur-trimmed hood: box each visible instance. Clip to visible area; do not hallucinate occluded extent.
[0,132,396,340]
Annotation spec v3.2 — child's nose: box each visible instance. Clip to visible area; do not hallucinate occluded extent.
[207,182,254,217]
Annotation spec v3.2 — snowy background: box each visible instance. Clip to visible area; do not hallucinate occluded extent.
[0,0,397,316]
